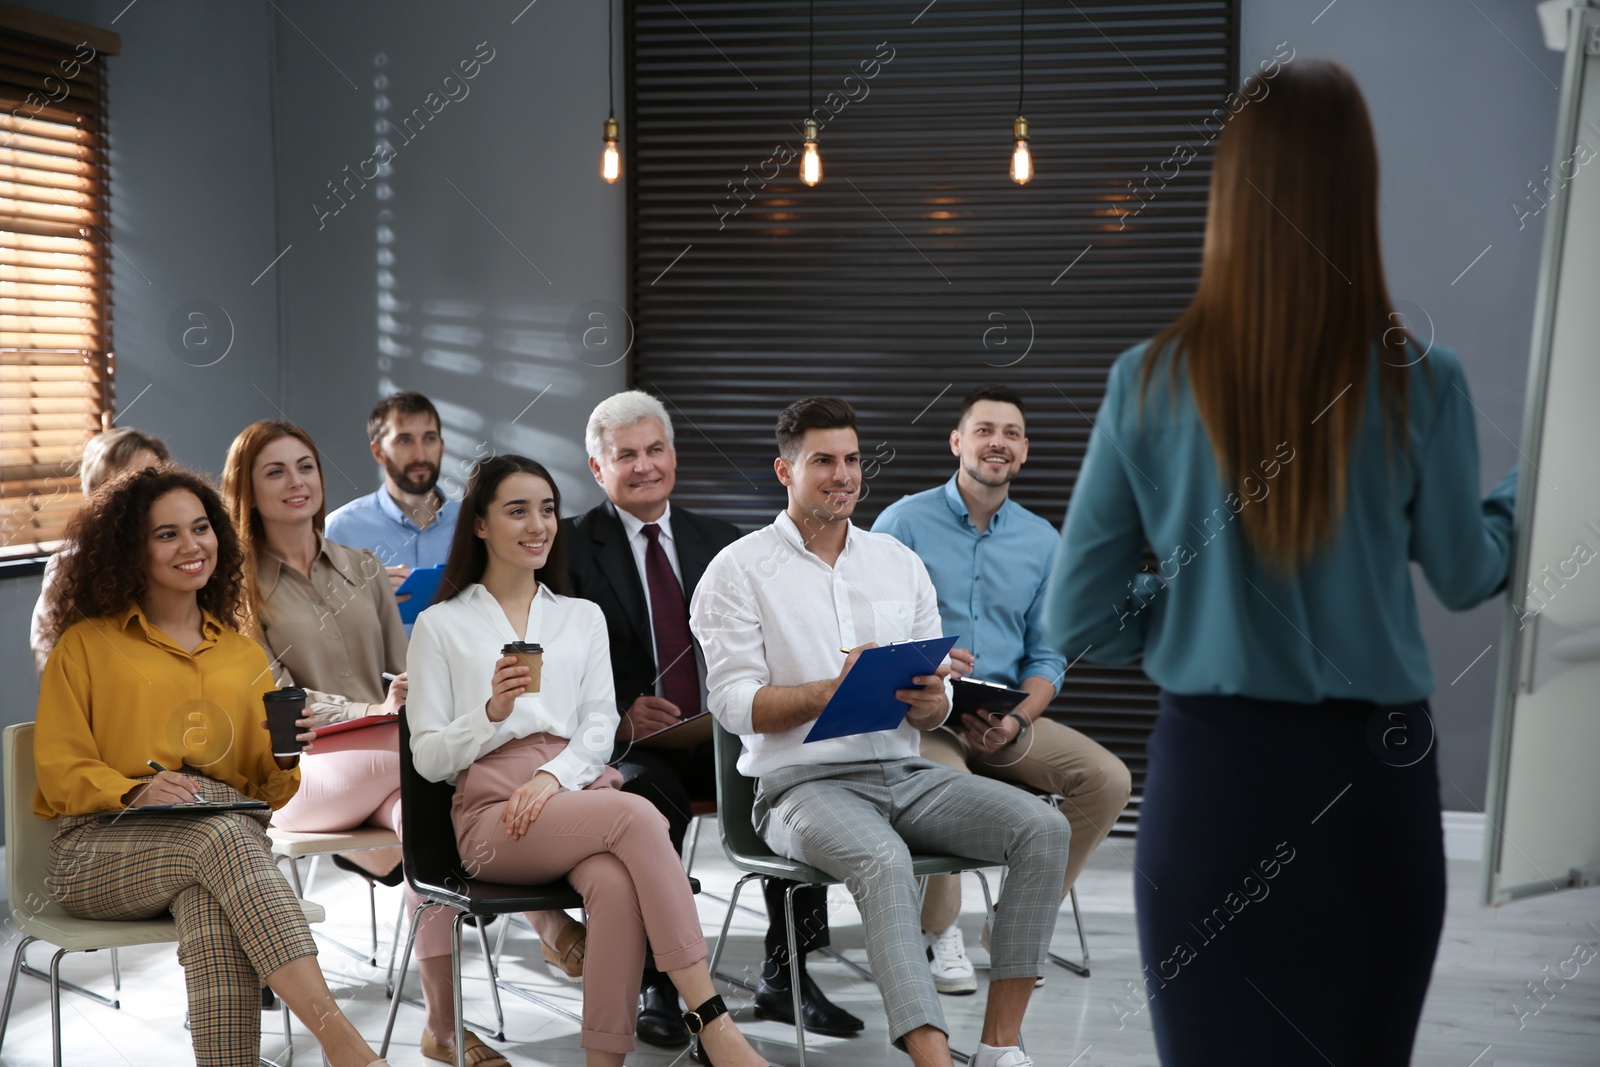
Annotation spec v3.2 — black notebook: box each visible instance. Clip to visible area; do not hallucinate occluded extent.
[94,799,271,816]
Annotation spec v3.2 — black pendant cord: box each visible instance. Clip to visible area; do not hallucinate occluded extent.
[1017,0,1025,115]
[608,0,616,119]
[808,0,815,113]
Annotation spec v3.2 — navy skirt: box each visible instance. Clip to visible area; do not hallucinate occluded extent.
[1131,690,1446,1065]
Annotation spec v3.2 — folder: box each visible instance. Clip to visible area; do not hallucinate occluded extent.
[315,713,398,738]
[396,564,445,624]
[804,636,960,743]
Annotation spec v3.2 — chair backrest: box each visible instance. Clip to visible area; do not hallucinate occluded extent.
[712,718,778,863]
[395,708,469,894]
[4,722,57,919]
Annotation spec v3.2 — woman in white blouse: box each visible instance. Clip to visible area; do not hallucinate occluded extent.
[407,455,772,1067]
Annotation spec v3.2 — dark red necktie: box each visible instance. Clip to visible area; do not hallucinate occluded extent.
[642,523,700,715]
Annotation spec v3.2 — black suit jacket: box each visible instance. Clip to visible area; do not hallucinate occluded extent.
[563,500,742,712]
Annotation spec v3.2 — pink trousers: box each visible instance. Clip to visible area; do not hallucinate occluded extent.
[268,723,443,957]
[452,733,707,1054]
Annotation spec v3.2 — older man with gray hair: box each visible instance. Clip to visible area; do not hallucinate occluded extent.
[562,389,862,1049]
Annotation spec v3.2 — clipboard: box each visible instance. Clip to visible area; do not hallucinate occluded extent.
[635,711,714,750]
[951,677,1029,725]
[804,636,959,743]
[396,564,445,624]
[93,799,271,816]
[315,713,398,738]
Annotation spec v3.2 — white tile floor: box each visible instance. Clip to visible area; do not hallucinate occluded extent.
[1,829,1597,1065]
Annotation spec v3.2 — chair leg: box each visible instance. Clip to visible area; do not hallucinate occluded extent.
[0,934,38,1054]
[382,900,443,1056]
[367,880,379,966]
[682,815,702,875]
[286,856,305,897]
[451,913,469,1067]
[48,947,68,1067]
[475,919,506,1040]
[385,894,408,996]
[1047,885,1091,977]
[109,948,121,992]
[282,1001,295,1066]
[783,886,807,1067]
[708,872,760,992]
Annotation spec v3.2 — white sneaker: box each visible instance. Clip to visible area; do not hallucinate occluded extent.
[981,915,1045,988]
[973,1044,1035,1067]
[925,924,977,995]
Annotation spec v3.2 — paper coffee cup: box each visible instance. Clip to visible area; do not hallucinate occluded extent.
[263,686,309,757]
[501,642,543,694]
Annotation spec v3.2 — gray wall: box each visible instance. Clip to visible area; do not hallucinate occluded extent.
[0,0,626,850]
[1239,0,1563,808]
[0,0,283,845]
[270,0,627,516]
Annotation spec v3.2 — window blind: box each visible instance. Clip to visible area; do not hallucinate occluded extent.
[0,10,117,560]
[628,0,1239,826]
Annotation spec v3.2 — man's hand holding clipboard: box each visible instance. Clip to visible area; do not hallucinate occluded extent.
[803,636,959,742]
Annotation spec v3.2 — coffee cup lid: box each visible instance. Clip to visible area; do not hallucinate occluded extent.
[264,686,307,700]
[502,642,543,654]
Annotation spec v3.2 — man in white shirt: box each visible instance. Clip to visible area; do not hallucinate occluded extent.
[690,397,1070,1067]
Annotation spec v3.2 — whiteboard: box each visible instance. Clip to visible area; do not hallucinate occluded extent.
[1483,1,1600,905]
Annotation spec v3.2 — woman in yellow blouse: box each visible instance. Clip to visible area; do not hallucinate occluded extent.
[34,465,389,1067]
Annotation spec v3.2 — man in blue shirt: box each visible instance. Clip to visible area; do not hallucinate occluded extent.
[325,390,461,601]
[873,385,1131,995]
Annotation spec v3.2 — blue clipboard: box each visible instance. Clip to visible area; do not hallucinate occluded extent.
[804,636,960,743]
[396,564,445,624]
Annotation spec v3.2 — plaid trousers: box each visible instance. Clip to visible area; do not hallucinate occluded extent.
[755,757,1071,1045]
[45,775,317,1067]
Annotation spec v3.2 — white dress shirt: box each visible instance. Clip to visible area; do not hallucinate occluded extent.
[689,511,951,777]
[407,582,619,790]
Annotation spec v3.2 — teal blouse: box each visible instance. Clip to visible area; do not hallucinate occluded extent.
[1042,340,1517,705]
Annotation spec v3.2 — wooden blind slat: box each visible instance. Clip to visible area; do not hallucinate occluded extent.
[0,15,110,559]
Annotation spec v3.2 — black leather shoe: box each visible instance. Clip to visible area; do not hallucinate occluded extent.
[636,978,690,1047]
[752,964,865,1036]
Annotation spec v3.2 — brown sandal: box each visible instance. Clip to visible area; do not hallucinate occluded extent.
[420,1027,511,1067]
[539,920,586,981]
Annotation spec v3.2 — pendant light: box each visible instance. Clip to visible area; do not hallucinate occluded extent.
[800,0,821,186]
[1010,0,1033,184]
[600,0,620,183]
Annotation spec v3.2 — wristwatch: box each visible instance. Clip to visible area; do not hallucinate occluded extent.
[1005,710,1030,742]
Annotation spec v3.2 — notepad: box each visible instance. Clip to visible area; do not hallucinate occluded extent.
[804,636,960,743]
[396,564,445,624]
[315,713,398,738]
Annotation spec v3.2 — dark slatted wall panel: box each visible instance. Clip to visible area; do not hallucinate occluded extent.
[628,0,1239,829]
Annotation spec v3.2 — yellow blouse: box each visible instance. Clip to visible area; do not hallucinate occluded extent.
[34,604,301,816]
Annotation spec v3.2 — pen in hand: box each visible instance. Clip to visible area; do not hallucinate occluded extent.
[146,760,206,804]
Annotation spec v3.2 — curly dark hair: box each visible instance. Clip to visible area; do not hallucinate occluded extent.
[42,466,247,646]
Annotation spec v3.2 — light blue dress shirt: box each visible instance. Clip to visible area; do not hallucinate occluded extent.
[874,474,1068,690]
[325,488,461,574]
[1043,340,1518,705]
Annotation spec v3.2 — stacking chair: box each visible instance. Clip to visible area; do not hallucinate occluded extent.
[0,723,321,1067]
[705,720,996,1067]
[384,709,682,1065]
[268,825,403,965]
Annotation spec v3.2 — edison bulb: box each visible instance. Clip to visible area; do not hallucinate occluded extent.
[1010,116,1032,185]
[601,116,620,183]
[801,117,821,186]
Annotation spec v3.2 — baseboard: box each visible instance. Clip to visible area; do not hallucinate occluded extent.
[1442,810,1486,863]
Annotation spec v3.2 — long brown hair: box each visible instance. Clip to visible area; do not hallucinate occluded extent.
[221,419,328,632]
[43,466,246,644]
[438,455,572,603]
[1141,59,1418,571]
